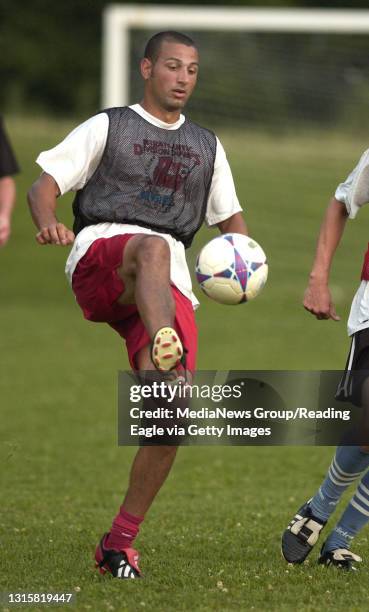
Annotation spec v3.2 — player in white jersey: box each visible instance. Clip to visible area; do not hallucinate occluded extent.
[282,149,369,570]
[27,31,248,578]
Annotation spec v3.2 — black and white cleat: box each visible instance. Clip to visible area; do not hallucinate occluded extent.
[95,533,141,579]
[318,546,362,571]
[282,500,326,564]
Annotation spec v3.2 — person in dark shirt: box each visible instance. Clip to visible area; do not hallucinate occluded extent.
[0,117,19,246]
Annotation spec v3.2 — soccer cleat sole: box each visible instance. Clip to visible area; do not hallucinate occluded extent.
[151,327,183,371]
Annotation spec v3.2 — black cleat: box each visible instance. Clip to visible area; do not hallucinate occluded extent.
[282,500,326,563]
[95,533,141,579]
[318,545,362,571]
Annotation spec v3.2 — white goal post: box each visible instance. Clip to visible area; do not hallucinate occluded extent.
[102,5,369,108]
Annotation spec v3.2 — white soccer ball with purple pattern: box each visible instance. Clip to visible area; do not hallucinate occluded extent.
[195,233,268,305]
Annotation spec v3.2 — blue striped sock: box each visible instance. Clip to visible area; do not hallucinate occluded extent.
[324,468,369,552]
[310,446,369,522]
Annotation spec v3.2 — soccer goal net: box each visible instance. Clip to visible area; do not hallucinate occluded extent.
[103,6,369,133]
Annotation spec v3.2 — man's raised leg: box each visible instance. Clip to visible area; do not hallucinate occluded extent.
[95,235,193,577]
[116,234,183,370]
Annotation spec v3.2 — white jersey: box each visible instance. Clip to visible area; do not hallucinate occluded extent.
[334,149,369,335]
[36,104,242,310]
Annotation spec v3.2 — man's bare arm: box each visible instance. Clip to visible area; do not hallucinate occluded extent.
[0,176,16,246]
[304,197,348,321]
[28,172,74,245]
[217,212,248,236]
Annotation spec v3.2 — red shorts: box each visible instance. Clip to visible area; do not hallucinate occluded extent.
[72,234,197,371]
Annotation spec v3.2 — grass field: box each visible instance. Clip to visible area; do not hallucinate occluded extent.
[2,117,369,611]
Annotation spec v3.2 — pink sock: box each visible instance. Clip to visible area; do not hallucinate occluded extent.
[106,506,144,550]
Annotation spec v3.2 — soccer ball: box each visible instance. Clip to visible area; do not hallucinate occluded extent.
[195,233,268,305]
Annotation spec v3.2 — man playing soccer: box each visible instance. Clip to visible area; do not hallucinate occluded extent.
[282,149,369,570]
[28,31,247,578]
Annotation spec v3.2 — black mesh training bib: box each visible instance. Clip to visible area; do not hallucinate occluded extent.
[72,107,217,248]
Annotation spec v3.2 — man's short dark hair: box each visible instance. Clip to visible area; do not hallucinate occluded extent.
[144,31,197,63]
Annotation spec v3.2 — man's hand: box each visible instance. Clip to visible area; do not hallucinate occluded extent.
[303,279,340,321]
[36,222,75,246]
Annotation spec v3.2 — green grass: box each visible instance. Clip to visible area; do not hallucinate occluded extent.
[2,117,369,611]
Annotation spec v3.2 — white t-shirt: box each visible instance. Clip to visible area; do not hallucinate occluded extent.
[36,104,243,310]
[334,151,369,335]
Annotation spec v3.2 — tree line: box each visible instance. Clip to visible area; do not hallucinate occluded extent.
[1,0,368,117]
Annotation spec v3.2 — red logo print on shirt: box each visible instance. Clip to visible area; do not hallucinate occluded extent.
[152,157,189,191]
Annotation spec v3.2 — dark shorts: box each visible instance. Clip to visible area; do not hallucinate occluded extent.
[72,234,198,371]
[336,327,369,406]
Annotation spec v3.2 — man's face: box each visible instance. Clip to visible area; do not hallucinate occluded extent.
[141,41,199,112]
